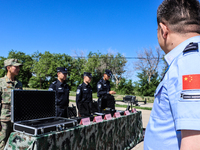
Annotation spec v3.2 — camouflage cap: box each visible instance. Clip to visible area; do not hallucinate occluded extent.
[4,59,22,67]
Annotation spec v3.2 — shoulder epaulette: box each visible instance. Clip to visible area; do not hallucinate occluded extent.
[52,81,56,84]
[183,42,198,53]
[77,83,82,88]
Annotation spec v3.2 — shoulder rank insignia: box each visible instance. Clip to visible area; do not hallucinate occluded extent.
[183,42,198,53]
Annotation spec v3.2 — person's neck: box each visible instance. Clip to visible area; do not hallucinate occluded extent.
[84,81,88,85]
[6,72,15,81]
[58,78,64,83]
[103,77,107,81]
[166,33,200,54]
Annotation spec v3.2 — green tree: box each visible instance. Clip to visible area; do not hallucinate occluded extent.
[28,76,41,89]
[30,51,77,89]
[105,53,127,88]
[116,78,134,95]
[134,47,162,83]
[83,51,127,92]
[30,51,52,89]
[0,56,6,77]
[124,79,135,95]
[134,70,160,96]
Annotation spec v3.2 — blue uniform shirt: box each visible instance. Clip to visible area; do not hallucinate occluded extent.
[144,36,200,150]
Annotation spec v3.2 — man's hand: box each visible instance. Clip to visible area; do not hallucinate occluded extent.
[181,130,200,150]
[109,91,116,94]
[78,111,81,117]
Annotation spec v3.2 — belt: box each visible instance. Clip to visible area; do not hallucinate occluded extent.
[1,103,11,109]
[1,103,11,105]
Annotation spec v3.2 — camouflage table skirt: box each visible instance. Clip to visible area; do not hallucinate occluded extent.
[5,111,143,150]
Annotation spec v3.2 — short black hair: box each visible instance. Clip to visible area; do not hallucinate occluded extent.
[157,0,200,33]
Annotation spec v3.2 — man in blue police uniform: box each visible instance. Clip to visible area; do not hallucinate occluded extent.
[76,72,93,117]
[97,69,116,112]
[49,67,69,118]
[144,0,200,149]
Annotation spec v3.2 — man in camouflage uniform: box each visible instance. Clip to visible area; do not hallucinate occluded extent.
[0,59,22,149]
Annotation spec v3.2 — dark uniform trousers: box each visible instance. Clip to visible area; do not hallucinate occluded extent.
[56,105,68,117]
[76,82,93,117]
[78,102,91,117]
[49,80,69,118]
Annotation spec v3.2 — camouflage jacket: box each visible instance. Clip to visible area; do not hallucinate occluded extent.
[0,75,22,121]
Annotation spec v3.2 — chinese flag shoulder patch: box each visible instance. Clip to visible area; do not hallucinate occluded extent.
[182,74,200,90]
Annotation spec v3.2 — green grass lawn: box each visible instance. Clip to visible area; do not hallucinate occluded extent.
[115,104,152,110]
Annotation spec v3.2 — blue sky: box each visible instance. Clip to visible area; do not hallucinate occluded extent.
[0,0,164,80]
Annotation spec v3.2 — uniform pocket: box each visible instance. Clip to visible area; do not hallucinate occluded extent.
[83,90,89,94]
[151,82,170,120]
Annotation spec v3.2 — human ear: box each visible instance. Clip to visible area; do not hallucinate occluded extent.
[7,66,10,71]
[159,22,168,39]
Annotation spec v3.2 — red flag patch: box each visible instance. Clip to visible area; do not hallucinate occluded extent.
[182,74,200,90]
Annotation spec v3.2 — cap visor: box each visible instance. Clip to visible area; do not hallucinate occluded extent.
[61,71,68,74]
[13,63,23,66]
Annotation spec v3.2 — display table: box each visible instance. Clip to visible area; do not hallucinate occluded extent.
[5,111,143,150]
